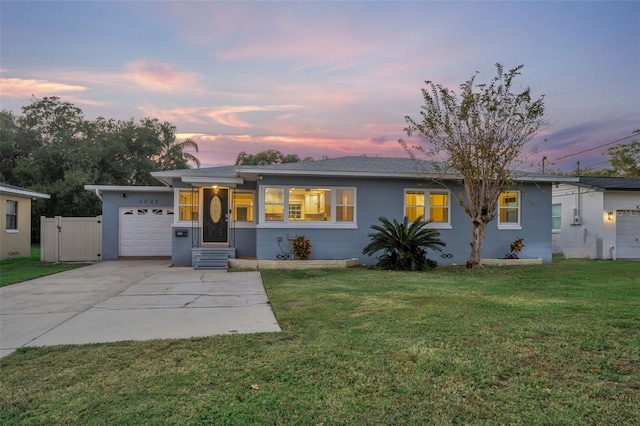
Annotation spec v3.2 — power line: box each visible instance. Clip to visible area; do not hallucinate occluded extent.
[551,132,637,164]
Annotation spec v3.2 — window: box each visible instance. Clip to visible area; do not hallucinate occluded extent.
[405,191,425,221]
[178,190,198,221]
[429,192,449,223]
[261,186,356,226]
[336,189,355,222]
[6,200,17,230]
[288,188,331,221]
[552,203,561,230]
[233,192,254,222]
[404,189,450,227]
[498,191,520,229]
[265,187,284,221]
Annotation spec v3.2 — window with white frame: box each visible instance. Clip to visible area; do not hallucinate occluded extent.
[177,190,198,221]
[336,189,355,222]
[552,203,561,230]
[404,189,450,227]
[6,200,17,230]
[233,191,254,222]
[264,187,285,221]
[498,191,521,229]
[261,186,356,225]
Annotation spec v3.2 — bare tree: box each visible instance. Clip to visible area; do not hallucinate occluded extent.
[400,64,546,268]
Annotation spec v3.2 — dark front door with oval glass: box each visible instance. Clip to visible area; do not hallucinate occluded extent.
[203,188,228,243]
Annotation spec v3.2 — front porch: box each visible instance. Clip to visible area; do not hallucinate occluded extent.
[192,247,237,270]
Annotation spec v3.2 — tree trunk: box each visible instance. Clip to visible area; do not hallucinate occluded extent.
[467,219,488,268]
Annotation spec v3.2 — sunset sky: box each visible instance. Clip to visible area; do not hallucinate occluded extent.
[1,1,638,171]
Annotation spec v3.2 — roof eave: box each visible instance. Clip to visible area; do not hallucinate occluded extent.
[84,185,174,192]
[181,177,244,186]
[0,186,50,199]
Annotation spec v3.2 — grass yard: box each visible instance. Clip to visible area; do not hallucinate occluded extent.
[0,246,89,287]
[1,259,639,424]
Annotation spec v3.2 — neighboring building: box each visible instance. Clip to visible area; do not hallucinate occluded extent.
[552,177,640,260]
[86,156,576,268]
[0,183,50,260]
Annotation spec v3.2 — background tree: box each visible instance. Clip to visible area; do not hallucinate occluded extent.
[605,137,640,177]
[400,64,546,268]
[235,149,313,165]
[0,97,200,240]
[155,122,201,170]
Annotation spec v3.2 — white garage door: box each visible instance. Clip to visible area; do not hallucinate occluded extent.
[616,210,640,259]
[119,207,174,257]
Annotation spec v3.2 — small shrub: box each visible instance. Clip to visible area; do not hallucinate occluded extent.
[506,237,525,259]
[362,216,445,271]
[292,235,312,260]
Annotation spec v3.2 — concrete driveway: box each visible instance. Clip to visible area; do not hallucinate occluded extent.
[0,260,281,358]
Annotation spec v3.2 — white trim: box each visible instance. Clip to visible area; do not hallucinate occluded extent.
[497,224,523,231]
[257,222,358,230]
[5,229,19,234]
[0,185,50,199]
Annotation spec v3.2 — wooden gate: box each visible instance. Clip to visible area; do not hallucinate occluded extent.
[40,216,102,262]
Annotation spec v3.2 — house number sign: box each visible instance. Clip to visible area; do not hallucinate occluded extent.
[139,199,159,205]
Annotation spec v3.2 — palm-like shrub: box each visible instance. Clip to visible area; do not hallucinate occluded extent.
[362,216,446,270]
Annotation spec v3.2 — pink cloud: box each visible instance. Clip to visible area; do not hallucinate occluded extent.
[0,78,86,98]
[138,104,303,128]
[0,77,109,107]
[125,59,201,92]
[182,130,407,166]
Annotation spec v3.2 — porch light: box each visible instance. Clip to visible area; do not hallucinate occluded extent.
[607,211,614,222]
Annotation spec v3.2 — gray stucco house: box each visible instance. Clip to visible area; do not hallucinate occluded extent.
[85,156,575,268]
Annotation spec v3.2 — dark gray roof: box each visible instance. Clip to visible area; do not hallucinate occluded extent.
[152,156,578,185]
[240,156,442,176]
[578,176,640,190]
[153,165,239,178]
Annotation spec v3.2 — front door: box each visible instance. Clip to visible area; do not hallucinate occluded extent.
[203,188,228,243]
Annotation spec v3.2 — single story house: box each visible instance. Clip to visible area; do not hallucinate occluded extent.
[0,183,50,260]
[85,156,576,268]
[552,176,640,260]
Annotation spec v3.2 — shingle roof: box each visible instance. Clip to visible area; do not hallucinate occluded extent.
[578,176,640,190]
[239,156,444,176]
[151,156,577,185]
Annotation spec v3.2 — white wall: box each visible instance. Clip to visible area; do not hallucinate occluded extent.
[552,184,605,259]
[553,185,640,259]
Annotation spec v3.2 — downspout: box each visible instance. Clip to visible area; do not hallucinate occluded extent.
[575,161,581,224]
[94,189,103,202]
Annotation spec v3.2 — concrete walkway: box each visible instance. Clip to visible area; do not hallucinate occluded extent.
[0,260,281,358]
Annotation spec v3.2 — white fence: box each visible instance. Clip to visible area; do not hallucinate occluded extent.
[40,216,102,262]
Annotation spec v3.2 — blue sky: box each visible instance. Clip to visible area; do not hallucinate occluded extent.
[1,1,638,171]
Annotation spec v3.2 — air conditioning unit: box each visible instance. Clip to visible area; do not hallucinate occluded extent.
[573,216,581,225]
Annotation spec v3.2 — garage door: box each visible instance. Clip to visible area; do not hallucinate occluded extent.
[119,207,174,257]
[616,210,640,259]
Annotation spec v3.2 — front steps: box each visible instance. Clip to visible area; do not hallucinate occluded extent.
[192,247,236,270]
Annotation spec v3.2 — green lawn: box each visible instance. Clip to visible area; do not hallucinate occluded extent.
[0,246,89,287]
[1,259,639,424]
